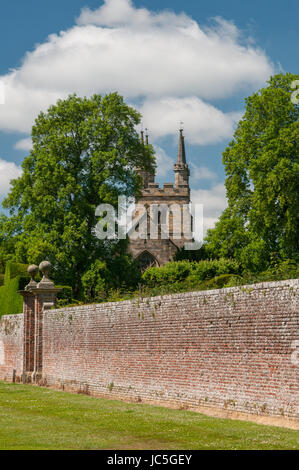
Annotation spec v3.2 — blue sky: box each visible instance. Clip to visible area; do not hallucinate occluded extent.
[0,0,298,230]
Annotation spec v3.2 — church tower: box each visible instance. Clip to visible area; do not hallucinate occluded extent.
[128,129,193,271]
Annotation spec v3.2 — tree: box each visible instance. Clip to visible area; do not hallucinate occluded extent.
[1,93,155,294]
[205,73,299,271]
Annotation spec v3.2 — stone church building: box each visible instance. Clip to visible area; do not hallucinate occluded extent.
[128,129,193,270]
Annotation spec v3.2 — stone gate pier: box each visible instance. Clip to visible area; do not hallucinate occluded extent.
[18,261,61,383]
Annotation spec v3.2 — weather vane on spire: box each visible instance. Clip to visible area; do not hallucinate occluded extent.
[179,121,184,131]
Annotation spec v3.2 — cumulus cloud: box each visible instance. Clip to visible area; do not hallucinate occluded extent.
[140,97,242,144]
[189,162,218,182]
[0,159,22,199]
[77,0,191,28]
[191,183,227,236]
[153,145,174,178]
[14,138,32,151]
[0,0,273,135]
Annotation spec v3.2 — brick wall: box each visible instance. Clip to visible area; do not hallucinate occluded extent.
[42,279,299,418]
[0,279,298,419]
[0,313,23,382]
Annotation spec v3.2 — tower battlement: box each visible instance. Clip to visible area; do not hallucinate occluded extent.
[141,182,189,198]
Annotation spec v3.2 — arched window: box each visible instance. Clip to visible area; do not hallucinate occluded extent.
[136,251,159,272]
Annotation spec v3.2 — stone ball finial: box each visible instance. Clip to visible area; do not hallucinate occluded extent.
[28,264,39,278]
[39,260,51,275]
[25,264,39,291]
[38,260,54,289]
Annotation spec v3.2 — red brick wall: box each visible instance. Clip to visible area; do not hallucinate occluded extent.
[0,280,298,418]
[0,314,23,382]
[41,279,299,418]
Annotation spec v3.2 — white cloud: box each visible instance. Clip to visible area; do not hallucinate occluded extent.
[140,97,242,144]
[153,145,174,178]
[0,159,22,199]
[0,81,5,105]
[77,0,191,28]
[0,0,273,135]
[14,138,32,151]
[190,162,218,182]
[191,183,227,236]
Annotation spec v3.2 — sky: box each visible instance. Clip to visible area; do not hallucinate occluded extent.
[0,0,298,232]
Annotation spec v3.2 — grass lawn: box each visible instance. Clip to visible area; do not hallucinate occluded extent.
[0,381,298,450]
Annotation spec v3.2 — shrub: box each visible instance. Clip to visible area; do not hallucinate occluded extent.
[142,261,193,287]
[0,278,23,316]
[56,285,73,304]
[142,259,241,288]
[200,274,242,290]
[81,260,111,302]
[4,262,29,284]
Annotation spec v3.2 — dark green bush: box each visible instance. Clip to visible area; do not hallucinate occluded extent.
[0,277,23,316]
[56,285,73,304]
[4,262,29,284]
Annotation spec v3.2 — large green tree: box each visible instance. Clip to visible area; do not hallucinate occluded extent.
[205,73,299,271]
[1,93,155,293]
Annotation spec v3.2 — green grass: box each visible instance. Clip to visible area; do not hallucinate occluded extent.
[0,382,298,450]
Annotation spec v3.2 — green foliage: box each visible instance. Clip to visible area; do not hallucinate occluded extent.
[200,274,242,290]
[0,93,155,296]
[81,255,141,303]
[142,260,193,287]
[0,277,23,316]
[239,258,299,285]
[55,286,74,307]
[187,258,241,283]
[4,262,29,284]
[0,217,18,274]
[205,73,299,269]
[142,259,241,288]
[81,260,111,302]
[101,258,298,304]
[0,262,30,316]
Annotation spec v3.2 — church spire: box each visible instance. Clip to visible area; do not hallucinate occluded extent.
[177,128,186,165]
[174,128,190,189]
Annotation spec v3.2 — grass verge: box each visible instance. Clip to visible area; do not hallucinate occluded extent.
[0,382,298,450]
